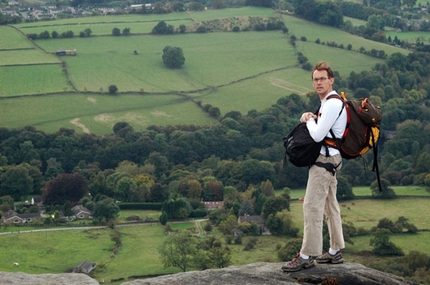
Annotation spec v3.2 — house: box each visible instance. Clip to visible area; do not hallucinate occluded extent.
[1,210,41,224]
[31,197,43,206]
[56,49,77,56]
[230,229,243,237]
[72,205,92,219]
[238,215,266,235]
[203,201,224,210]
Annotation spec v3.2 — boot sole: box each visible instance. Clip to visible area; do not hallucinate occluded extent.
[316,258,344,264]
[282,262,315,272]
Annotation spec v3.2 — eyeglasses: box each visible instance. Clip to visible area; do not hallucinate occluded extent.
[312,77,329,83]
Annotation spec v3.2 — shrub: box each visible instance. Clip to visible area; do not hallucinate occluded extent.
[108,85,118,94]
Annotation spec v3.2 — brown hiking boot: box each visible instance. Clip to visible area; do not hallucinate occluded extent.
[282,253,315,272]
[316,250,344,264]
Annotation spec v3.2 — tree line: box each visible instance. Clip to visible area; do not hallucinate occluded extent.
[0,50,429,206]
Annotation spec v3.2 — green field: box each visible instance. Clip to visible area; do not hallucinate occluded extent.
[0,8,414,134]
[385,30,430,43]
[1,195,430,284]
[0,93,216,133]
[0,26,34,49]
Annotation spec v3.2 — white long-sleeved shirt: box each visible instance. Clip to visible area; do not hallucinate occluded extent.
[305,91,347,156]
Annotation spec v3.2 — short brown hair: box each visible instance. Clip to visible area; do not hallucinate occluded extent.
[312,61,334,79]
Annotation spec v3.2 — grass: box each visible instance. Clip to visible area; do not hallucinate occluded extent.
[33,31,297,92]
[1,194,430,284]
[0,49,60,66]
[99,225,177,284]
[0,8,416,134]
[18,19,193,36]
[0,228,114,274]
[199,67,312,115]
[117,210,161,222]
[344,16,367,27]
[284,186,429,200]
[282,14,408,56]
[290,196,430,232]
[14,13,191,29]
[188,6,277,22]
[385,30,430,43]
[0,65,69,97]
[0,93,216,133]
[346,232,430,255]
[0,26,34,49]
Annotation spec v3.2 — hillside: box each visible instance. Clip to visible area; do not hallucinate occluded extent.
[0,7,409,134]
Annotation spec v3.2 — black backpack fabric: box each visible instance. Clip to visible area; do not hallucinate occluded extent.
[283,122,322,167]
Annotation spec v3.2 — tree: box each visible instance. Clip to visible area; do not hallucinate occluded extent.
[152,21,174,35]
[371,178,396,198]
[212,0,226,9]
[93,197,120,223]
[158,231,198,272]
[336,176,354,200]
[266,209,299,237]
[188,2,205,11]
[238,199,254,216]
[159,211,168,225]
[108,85,118,94]
[370,228,404,256]
[162,46,185,68]
[278,238,303,261]
[112,27,121,36]
[42,173,87,206]
[149,183,168,202]
[207,242,231,268]
[402,0,417,9]
[115,176,136,202]
[172,2,185,12]
[162,198,191,219]
[179,24,186,33]
[0,165,33,201]
[261,195,289,219]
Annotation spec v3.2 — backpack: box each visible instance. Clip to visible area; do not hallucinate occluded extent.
[324,92,382,190]
[283,122,322,167]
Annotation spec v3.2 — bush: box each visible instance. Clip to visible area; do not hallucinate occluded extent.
[118,203,163,210]
[108,85,118,94]
[204,223,213,232]
[162,46,185,68]
[277,238,302,261]
[196,25,207,33]
[234,236,242,244]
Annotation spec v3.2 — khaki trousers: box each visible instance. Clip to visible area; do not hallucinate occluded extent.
[300,154,345,256]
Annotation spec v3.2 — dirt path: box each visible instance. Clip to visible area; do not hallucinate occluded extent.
[195,219,208,236]
[70,118,90,134]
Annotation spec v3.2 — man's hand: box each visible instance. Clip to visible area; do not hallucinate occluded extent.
[300,112,317,123]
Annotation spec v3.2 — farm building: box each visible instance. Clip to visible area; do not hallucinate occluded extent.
[72,205,92,219]
[1,210,42,224]
[238,214,267,235]
[203,201,224,210]
[56,49,77,56]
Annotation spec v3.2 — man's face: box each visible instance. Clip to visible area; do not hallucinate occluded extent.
[312,70,334,98]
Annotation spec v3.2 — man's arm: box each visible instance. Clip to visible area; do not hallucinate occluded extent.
[306,99,343,142]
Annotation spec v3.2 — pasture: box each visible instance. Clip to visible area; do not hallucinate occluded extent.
[0,7,413,134]
[0,93,215,133]
[1,194,429,284]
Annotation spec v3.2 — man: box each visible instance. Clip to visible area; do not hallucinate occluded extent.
[282,61,347,272]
